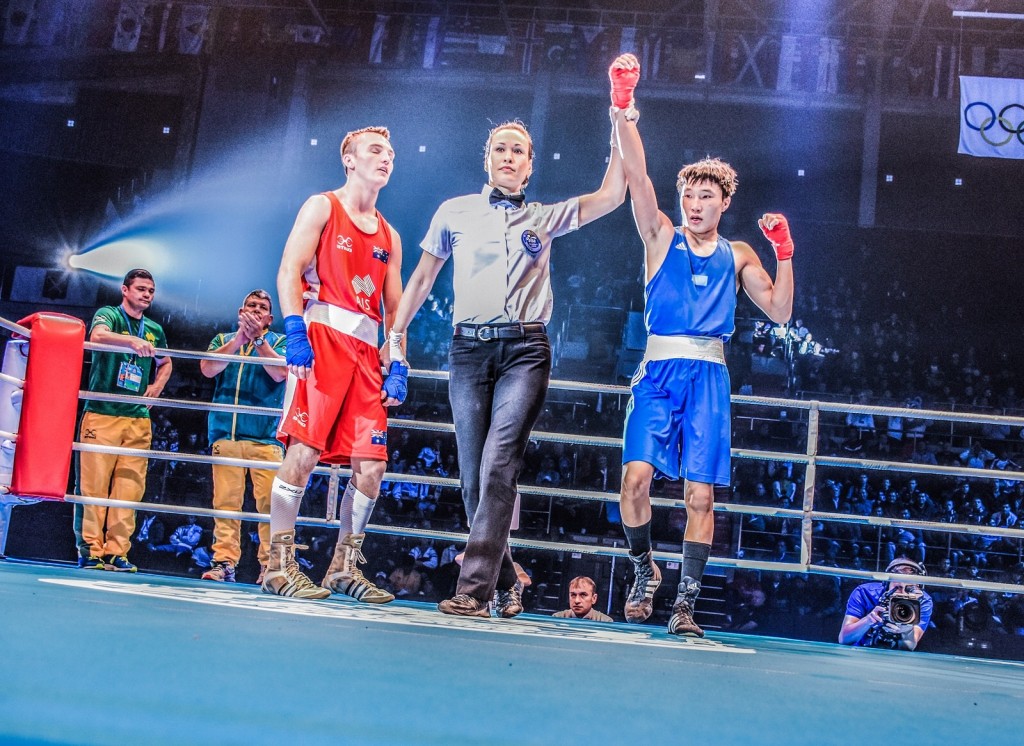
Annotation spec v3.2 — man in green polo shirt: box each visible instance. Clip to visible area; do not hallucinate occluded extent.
[199,290,286,583]
[77,268,172,571]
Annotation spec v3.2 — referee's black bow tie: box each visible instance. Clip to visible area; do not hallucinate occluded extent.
[489,187,525,208]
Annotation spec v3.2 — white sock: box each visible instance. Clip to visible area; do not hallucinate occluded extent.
[339,480,376,537]
[270,477,305,535]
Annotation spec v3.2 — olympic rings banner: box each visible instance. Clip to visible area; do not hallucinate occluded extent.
[959,76,1024,160]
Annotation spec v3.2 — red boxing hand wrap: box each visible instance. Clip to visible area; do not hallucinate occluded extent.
[759,214,794,262]
[609,54,640,109]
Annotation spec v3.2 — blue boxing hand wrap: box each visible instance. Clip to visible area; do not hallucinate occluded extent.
[381,361,409,404]
[283,315,314,368]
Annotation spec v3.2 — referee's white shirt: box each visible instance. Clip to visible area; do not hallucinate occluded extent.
[420,186,579,325]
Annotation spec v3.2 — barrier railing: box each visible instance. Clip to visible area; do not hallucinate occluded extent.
[2,314,1023,598]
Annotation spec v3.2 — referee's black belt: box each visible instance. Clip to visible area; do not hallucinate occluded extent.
[453,321,547,341]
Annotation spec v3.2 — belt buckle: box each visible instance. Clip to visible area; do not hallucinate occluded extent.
[476,325,495,342]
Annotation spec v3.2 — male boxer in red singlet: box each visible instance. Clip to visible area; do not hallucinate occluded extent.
[263,126,407,602]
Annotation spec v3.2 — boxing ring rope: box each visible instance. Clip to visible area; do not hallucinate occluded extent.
[3,314,1024,598]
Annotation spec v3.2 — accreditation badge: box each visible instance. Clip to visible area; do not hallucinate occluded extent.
[117,361,143,392]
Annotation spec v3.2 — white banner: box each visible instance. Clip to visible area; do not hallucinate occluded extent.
[958,75,1024,159]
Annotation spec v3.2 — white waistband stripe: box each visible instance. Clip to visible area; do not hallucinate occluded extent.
[642,334,726,365]
[304,302,379,347]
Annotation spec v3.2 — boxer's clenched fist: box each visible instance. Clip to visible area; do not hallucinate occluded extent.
[609,53,640,109]
[758,213,794,262]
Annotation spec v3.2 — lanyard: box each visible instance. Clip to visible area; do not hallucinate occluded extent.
[117,306,146,364]
[118,305,145,339]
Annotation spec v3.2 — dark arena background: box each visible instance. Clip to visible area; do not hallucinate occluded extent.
[2,2,1024,744]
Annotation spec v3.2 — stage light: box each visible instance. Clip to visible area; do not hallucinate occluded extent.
[553,153,560,160]
[66,119,75,127]
[69,134,323,316]
[419,145,426,152]
[797,169,805,176]
[954,178,963,186]
[694,73,706,80]
[71,237,171,280]
[885,174,894,182]
[162,126,171,134]
[310,138,318,146]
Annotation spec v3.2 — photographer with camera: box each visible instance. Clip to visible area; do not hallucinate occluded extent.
[839,557,934,651]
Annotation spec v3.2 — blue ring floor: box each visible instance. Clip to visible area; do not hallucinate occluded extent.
[2,560,1023,745]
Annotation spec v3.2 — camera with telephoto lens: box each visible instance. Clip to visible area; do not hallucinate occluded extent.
[881,587,923,627]
[882,558,926,627]
[866,587,924,649]
[867,558,927,648]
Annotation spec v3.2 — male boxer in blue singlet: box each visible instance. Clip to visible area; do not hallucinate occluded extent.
[608,54,796,637]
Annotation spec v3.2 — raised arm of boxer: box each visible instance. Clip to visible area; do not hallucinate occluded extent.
[735,213,795,324]
[276,194,330,379]
[610,54,676,276]
[577,120,626,227]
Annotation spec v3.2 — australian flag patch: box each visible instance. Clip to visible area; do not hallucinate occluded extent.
[372,246,390,264]
[370,429,387,446]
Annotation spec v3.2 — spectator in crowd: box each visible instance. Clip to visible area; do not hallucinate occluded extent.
[910,490,937,522]
[536,456,562,487]
[410,537,438,573]
[993,502,1019,529]
[389,554,423,598]
[417,437,444,470]
[135,511,166,549]
[722,572,768,632]
[552,576,613,622]
[960,443,995,470]
[845,391,876,445]
[148,514,203,561]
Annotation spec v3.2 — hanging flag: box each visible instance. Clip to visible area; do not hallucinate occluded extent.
[815,37,840,94]
[369,14,388,63]
[177,4,208,55]
[422,16,440,69]
[958,75,1024,160]
[776,34,801,92]
[4,0,34,45]
[112,1,145,52]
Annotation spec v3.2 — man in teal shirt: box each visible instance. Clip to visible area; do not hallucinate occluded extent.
[199,290,286,583]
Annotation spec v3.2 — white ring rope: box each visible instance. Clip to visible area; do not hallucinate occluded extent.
[69,437,1023,544]
[0,371,24,388]
[62,490,1024,595]
[0,317,30,337]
